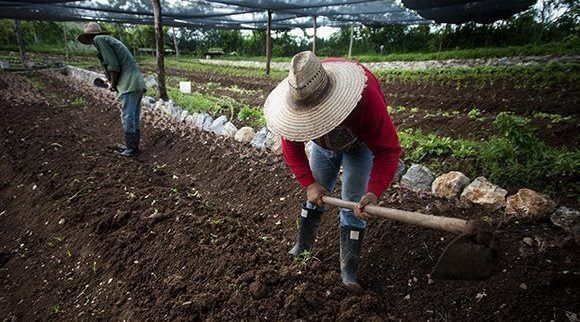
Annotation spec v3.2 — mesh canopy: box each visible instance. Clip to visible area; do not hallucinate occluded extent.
[0,0,535,27]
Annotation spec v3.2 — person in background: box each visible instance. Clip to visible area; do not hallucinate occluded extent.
[77,22,146,157]
[264,51,401,290]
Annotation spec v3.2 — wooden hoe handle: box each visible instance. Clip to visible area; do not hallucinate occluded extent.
[321,196,473,235]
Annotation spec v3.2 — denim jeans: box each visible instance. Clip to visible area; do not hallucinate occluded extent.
[120,91,143,134]
[306,142,373,229]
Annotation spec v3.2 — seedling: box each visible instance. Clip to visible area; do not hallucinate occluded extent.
[50,304,60,314]
[295,250,319,269]
[91,261,97,273]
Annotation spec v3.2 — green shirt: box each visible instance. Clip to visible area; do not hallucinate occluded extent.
[93,35,145,96]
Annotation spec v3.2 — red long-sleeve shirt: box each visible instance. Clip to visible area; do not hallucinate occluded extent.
[281,59,401,197]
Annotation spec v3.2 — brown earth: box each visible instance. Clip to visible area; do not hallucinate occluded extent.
[140,63,579,149]
[0,71,578,321]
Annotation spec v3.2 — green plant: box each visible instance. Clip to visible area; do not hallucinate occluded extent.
[71,97,85,107]
[295,250,319,269]
[237,106,266,127]
[50,304,60,314]
[467,108,483,121]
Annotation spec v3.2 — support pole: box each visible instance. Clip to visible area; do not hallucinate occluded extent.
[312,16,317,54]
[152,0,168,100]
[348,22,354,58]
[63,22,69,62]
[172,27,180,58]
[265,9,272,76]
[14,19,29,66]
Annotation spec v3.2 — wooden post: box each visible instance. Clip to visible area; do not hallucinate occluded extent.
[348,22,354,57]
[265,9,272,76]
[312,16,317,54]
[172,27,180,59]
[14,19,29,66]
[63,22,69,62]
[151,0,168,100]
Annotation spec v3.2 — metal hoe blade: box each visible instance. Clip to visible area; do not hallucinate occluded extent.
[431,231,500,280]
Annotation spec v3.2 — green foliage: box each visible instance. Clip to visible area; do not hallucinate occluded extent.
[237,106,265,128]
[168,88,217,114]
[533,112,573,123]
[477,112,578,189]
[467,108,485,121]
[400,115,578,198]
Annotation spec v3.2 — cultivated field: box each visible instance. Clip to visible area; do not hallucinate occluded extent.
[0,54,578,320]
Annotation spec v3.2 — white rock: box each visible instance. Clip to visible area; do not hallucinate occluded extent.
[460,177,507,211]
[234,127,255,143]
[202,116,213,131]
[505,189,555,220]
[251,128,268,149]
[400,164,436,192]
[432,171,471,198]
[184,115,194,126]
[550,206,580,243]
[178,110,190,123]
[265,132,282,155]
[221,122,238,138]
[209,115,228,135]
[195,113,209,130]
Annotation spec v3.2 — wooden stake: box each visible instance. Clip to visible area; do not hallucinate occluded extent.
[14,19,29,66]
[312,16,317,54]
[152,0,168,100]
[348,22,354,57]
[265,9,272,76]
[172,27,180,58]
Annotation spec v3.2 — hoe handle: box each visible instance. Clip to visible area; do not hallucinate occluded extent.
[322,196,472,235]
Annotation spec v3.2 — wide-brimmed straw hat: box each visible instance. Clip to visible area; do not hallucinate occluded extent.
[77,22,110,44]
[264,51,367,142]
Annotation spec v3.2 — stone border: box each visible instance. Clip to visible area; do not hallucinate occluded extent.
[66,66,578,241]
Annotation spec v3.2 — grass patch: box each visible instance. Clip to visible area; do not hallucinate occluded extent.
[375,63,580,87]
[400,113,579,199]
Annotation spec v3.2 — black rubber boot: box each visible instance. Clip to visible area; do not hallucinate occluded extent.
[340,226,365,291]
[117,132,140,157]
[289,203,323,256]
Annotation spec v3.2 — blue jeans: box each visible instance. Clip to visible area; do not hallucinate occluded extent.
[306,142,373,229]
[120,91,143,134]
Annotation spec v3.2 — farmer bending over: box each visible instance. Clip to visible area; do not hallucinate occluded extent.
[264,51,401,290]
[77,22,146,157]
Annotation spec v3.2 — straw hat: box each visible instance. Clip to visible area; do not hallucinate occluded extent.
[264,51,367,142]
[77,22,110,44]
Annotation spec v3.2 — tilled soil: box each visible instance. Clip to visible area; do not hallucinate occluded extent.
[142,63,579,149]
[0,72,578,321]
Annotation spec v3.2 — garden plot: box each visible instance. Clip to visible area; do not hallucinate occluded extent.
[0,70,578,320]
[134,59,579,206]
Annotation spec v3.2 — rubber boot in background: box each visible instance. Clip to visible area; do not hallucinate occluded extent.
[340,226,365,291]
[289,203,323,256]
[117,131,140,157]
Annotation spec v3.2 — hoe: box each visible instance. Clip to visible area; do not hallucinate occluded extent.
[322,196,500,280]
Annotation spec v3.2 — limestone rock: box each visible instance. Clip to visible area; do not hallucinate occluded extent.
[550,206,580,243]
[209,115,228,135]
[265,132,282,155]
[251,127,268,149]
[234,127,255,143]
[400,164,436,192]
[202,116,213,131]
[460,177,507,211]
[142,96,156,107]
[432,171,471,198]
[394,159,406,182]
[184,115,194,126]
[178,110,190,123]
[506,189,556,220]
[194,113,209,130]
[221,122,238,138]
